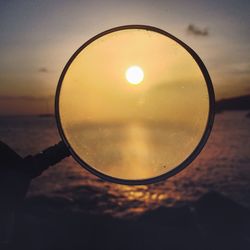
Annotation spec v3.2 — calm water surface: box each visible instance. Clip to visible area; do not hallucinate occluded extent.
[0,111,249,217]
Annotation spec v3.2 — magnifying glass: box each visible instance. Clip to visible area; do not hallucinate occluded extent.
[29,25,215,185]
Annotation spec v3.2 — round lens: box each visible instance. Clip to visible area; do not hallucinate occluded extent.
[56,26,214,184]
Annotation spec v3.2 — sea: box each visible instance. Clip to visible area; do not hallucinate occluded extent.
[0,111,249,218]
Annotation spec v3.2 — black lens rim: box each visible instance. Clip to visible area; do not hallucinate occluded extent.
[55,25,215,185]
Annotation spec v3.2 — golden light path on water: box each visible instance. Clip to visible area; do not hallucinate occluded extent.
[0,112,249,218]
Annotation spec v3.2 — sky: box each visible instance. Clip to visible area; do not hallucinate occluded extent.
[0,0,249,115]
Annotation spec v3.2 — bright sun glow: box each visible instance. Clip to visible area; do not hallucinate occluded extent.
[125,66,144,85]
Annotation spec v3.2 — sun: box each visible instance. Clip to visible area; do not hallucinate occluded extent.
[125,66,144,85]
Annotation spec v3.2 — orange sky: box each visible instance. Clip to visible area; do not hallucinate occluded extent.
[0,0,249,115]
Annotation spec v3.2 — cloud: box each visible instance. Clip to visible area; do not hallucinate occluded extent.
[38,67,49,73]
[229,63,250,75]
[187,24,209,37]
[0,95,53,101]
[0,95,54,115]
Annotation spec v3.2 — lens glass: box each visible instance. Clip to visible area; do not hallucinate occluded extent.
[58,28,211,181]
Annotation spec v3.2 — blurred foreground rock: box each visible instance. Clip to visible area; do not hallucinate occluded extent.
[8,191,250,250]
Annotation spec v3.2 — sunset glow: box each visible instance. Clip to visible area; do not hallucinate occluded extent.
[0,1,249,115]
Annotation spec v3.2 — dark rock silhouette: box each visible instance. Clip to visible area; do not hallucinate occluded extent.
[10,192,250,250]
[216,95,250,113]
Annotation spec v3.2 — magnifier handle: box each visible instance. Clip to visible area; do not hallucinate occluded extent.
[23,141,70,178]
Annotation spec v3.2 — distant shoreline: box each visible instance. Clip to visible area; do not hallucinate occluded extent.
[215,95,250,113]
[38,114,54,118]
[36,95,250,116]
[0,95,249,117]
